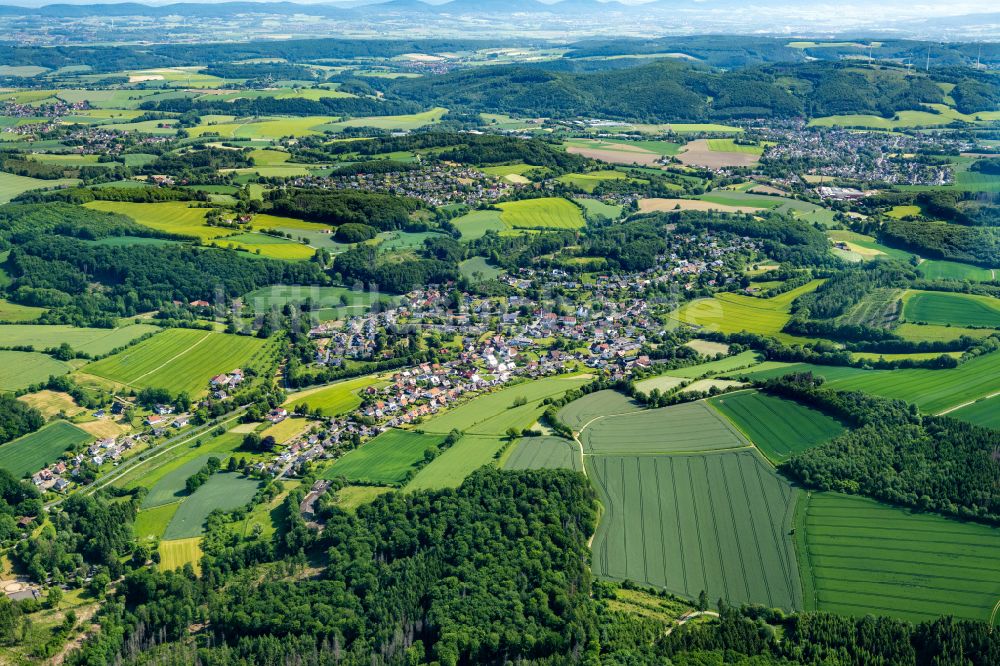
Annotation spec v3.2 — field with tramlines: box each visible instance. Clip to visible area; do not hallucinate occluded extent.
[496,197,586,230]
[588,450,801,610]
[82,328,267,395]
[902,291,1000,329]
[797,492,1000,622]
[580,401,749,455]
[323,429,446,485]
[709,391,845,463]
[949,395,1000,429]
[0,421,92,478]
[556,389,642,431]
[504,436,582,472]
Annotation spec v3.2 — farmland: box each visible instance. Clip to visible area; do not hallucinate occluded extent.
[948,395,1000,429]
[580,401,749,455]
[243,284,394,320]
[557,389,642,431]
[797,492,1000,622]
[504,436,582,472]
[82,328,267,396]
[0,421,92,478]
[0,299,45,322]
[452,210,504,240]
[588,451,801,609]
[0,351,72,391]
[158,537,204,573]
[0,323,157,356]
[286,375,383,417]
[496,197,586,230]
[83,201,219,240]
[134,502,179,541]
[17,390,84,419]
[635,350,763,396]
[161,473,260,540]
[918,260,996,282]
[323,429,446,485]
[902,291,1000,329]
[0,172,80,204]
[709,391,845,463]
[404,434,507,491]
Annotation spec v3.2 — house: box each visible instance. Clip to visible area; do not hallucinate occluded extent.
[189,300,211,308]
[267,408,288,423]
[53,478,70,492]
[145,414,165,426]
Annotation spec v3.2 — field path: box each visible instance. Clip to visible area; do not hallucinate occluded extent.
[936,390,1000,416]
[130,330,212,384]
[571,407,662,474]
[665,610,719,636]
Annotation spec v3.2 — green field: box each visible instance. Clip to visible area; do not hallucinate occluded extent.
[404,434,507,491]
[580,401,749,455]
[797,492,1000,622]
[320,107,447,132]
[556,170,627,193]
[0,350,72,391]
[503,436,582,472]
[0,171,80,203]
[244,284,394,320]
[162,472,260,540]
[707,139,765,155]
[589,451,801,609]
[732,351,1000,414]
[0,323,157,356]
[142,454,224,508]
[948,395,1000,430]
[635,351,764,397]
[452,210,505,240]
[903,291,1000,329]
[709,391,845,463]
[671,281,824,344]
[217,232,316,260]
[918,260,996,282]
[0,421,92,479]
[134,502,180,541]
[286,375,383,417]
[83,200,219,240]
[0,299,45,322]
[895,322,994,343]
[496,197,586,230]
[575,198,624,220]
[557,389,642,432]
[82,328,266,396]
[120,430,245,492]
[458,256,502,282]
[323,429,446,485]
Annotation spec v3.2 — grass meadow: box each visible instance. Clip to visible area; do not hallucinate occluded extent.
[0,351,71,391]
[285,375,383,417]
[323,429,446,485]
[404,434,507,491]
[162,473,260,540]
[497,197,586,230]
[0,323,157,356]
[902,291,1000,329]
[503,436,582,472]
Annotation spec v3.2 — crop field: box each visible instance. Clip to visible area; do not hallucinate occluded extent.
[665,350,763,379]
[679,139,761,168]
[134,503,180,541]
[575,198,623,220]
[671,281,824,344]
[557,389,642,431]
[158,538,204,573]
[580,401,749,455]
[286,375,383,416]
[706,139,766,155]
[497,197,586,230]
[142,454,225,508]
[902,291,1000,329]
[797,492,1000,622]
[0,421,92,479]
[404,434,506,491]
[918,260,996,281]
[556,170,627,193]
[564,139,665,166]
[734,351,1000,414]
[0,351,71,391]
[709,391,845,463]
[83,329,266,396]
[244,284,394,319]
[83,201,219,240]
[260,417,309,444]
[949,395,1000,429]
[333,486,394,512]
[953,170,1000,193]
[895,322,993,343]
[684,339,730,356]
[588,451,801,609]
[217,232,316,260]
[17,390,84,419]
[162,473,261,540]
[0,172,80,203]
[0,299,45,322]
[189,115,339,139]
[323,429,446,485]
[453,210,505,240]
[503,436,582,472]
[322,107,447,132]
[827,230,915,263]
[419,375,590,437]
[120,431,244,492]
[0,323,157,356]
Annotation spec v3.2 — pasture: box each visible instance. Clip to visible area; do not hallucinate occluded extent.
[286,375,383,417]
[503,436,582,472]
[902,291,1000,329]
[918,260,995,282]
[83,201,218,240]
[895,322,993,343]
[142,454,226,508]
[0,299,45,322]
[709,391,845,463]
[0,351,71,391]
[244,284,394,320]
[134,503,179,541]
[162,473,260,540]
[119,430,244,492]
[0,421,92,479]
[580,401,749,455]
[332,485,394,512]
[0,172,80,204]
[949,395,1000,429]
[497,197,586,230]
[260,417,309,444]
[557,389,642,432]
[458,256,502,282]
[217,233,315,260]
[0,323,157,356]
[588,451,801,610]
[575,198,623,220]
[556,170,628,193]
[82,328,266,396]
[452,210,505,240]
[323,429,446,485]
[797,492,1000,622]
[404,435,506,491]
[321,107,447,132]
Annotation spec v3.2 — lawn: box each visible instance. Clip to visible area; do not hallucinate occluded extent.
[496,197,586,230]
[797,492,1000,622]
[0,421,92,479]
[949,394,1000,430]
[902,291,1000,329]
[323,429,446,485]
[286,375,383,417]
[404,434,507,491]
[0,351,72,391]
[162,473,260,539]
[452,210,505,240]
[556,389,642,432]
[579,401,750,455]
[709,391,845,463]
[588,450,801,610]
[0,323,157,356]
[419,375,590,437]
[83,200,219,240]
[82,328,267,396]
[503,436,582,472]
[0,172,80,204]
